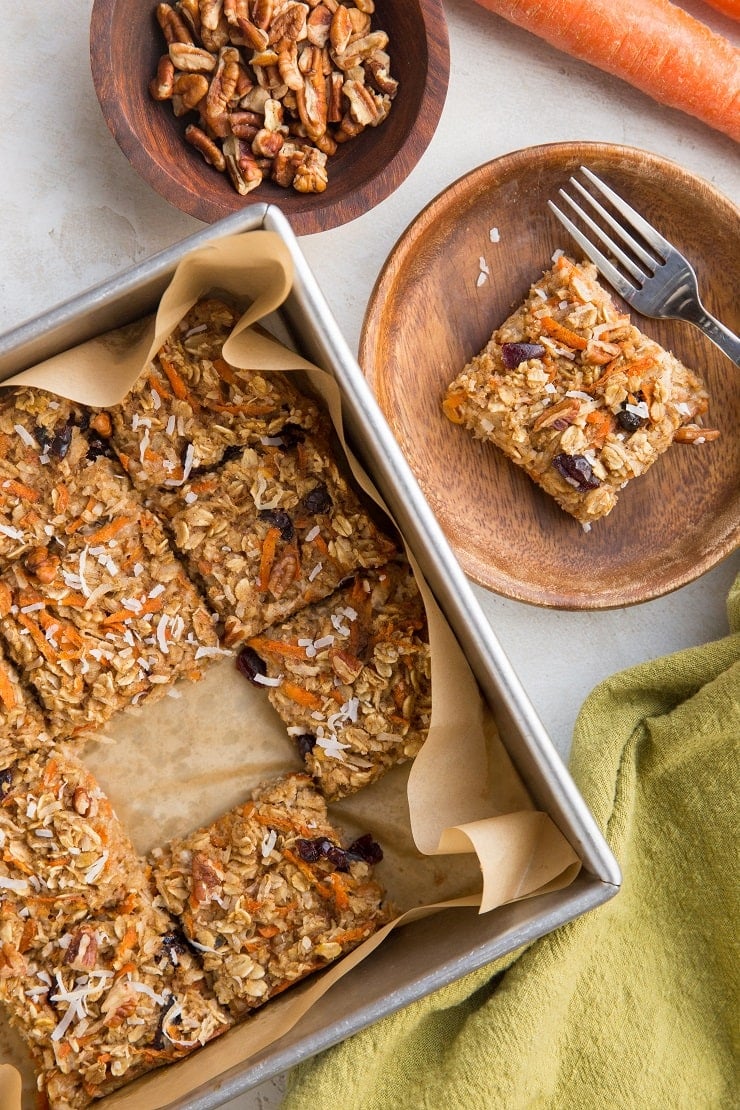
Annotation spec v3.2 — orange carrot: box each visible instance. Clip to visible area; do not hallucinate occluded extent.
[280,681,323,711]
[700,0,739,18]
[0,478,39,503]
[246,636,308,659]
[258,526,281,593]
[473,0,740,140]
[0,664,17,711]
[540,317,587,351]
[86,516,132,544]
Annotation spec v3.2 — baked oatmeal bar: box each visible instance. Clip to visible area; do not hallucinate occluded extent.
[237,563,431,799]
[0,641,57,771]
[0,446,220,734]
[442,255,717,524]
[102,298,324,493]
[156,431,396,645]
[150,773,389,1019]
[0,887,229,1108]
[0,390,90,562]
[0,750,148,933]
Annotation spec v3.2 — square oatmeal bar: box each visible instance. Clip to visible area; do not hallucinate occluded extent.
[443,255,717,524]
[150,773,389,1019]
[155,431,397,645]
[0,750,147,927]
[238,563,432,799]
[0,642,56,771]
[102,298,324,493]
[0,443,220,735]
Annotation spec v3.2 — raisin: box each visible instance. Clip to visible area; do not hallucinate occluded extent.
[552,453,600,492]
[258,507,294,541]
[0,768,13,798]
[301,483,332,515]
[235,647,267,684]
[278,423,305,449]
[501,342,546,369]
[347,833,384,865]
[296,733,316,759]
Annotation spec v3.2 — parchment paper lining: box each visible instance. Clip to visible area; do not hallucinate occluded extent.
[0,231,579,1109]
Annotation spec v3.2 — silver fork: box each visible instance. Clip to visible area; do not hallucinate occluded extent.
[548,166,740,365]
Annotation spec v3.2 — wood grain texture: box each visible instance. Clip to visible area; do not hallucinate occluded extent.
[359,142,740,610]
[89,0,449,234]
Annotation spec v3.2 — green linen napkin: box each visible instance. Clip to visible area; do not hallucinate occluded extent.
[283,575,740,1110]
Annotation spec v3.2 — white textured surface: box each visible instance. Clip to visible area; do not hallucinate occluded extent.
[2,1,739,1106]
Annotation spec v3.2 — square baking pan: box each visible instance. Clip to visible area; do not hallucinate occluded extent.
[0,205,620,1108]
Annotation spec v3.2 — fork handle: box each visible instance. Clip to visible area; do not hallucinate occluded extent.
[689,304,740,366]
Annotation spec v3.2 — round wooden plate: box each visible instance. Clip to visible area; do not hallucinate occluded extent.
[359,142,740,609]
[89,0,449,234]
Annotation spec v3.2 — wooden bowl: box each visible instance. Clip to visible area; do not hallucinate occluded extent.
[360,142,740,609]
[90,0,449,234]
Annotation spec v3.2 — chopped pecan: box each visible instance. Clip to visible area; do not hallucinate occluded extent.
[329,3,352,52]
[24,546,60,585]
[673,424,720,443]
[292,146,328,192]
[296,64,327,140]
[204,45,241,135]
[169,41,218,72]
[173,72,210,112]
[269,1,308,43]
[343,78,387,127]
[331,649,364,683]
[156,2,194,44]
[250,0,274,30]
[185,123,226,170]
[64,928,99,971]
[150,54,176,100]
[191,851,223,903]
[223,134,263,193]
[277,38,303,91]
[306,4,332,46]
[532,397,582,432]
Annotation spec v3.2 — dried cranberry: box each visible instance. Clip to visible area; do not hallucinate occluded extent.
[235,646,267,684]
[33,424,51,450]
[301,483,332,515]
[258,507,294,541]
[51,423,73,461]
[0,768,13,798]
[347,833,384,865]
[501,342,546,369]
[325,845,351,872]
[160,931,189,965]
[295,837,333,863]
[86,436,115,462]
[296,734,316,759]
[278,423,305,449]
[552,453,600,491]
[616,399,648,435]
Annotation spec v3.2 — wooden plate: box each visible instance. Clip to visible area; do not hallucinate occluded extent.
[359,142,740,609]
[89,0,449,234]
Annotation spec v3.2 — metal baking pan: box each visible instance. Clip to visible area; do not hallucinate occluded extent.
[0,206,620,1108]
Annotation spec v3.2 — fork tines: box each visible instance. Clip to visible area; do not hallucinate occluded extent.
[547,166,669,297]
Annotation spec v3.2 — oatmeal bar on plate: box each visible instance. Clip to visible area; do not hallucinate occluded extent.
[240,563,432,799]
[443,255,716,524]
[150,772,389,1019]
